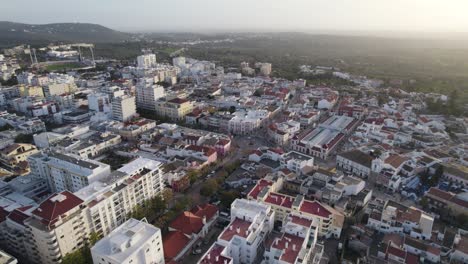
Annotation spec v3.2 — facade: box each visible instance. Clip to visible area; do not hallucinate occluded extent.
[198,199,275,264]
[87,93,111,114]
[0,143,38,168]
[28,151,111,192]
[264,214,320,264]
[136,79,165,112]
[137,54,157,68]
[248,178,345,238]
[291,115,358,159]
[75,158,164,236]
[424,187,468,217]
[336,149,373,177]
[91,218,164,264]
[155,98,194,121]
[112,95,137,122]
[367,201,434,240]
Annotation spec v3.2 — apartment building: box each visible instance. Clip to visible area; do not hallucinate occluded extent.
[136,79,165,111]
[137,54,157,68]
[336,149,373,178]
[28,151,111,192]
[264,214,320,264]
[198,199,275,264]
[155,97,194,121]
[367,200,434,240]
[87,93,111,114]
[0,143,38,168]
[112,95,137,122]
[75,158,164,236]
[91,218,164,264]
[228,110,269,135]
[0,158,164,264]
[248,178,345,238]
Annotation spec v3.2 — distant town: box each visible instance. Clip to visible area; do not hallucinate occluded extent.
[0,42,466,264]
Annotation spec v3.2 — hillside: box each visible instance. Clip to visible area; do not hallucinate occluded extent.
[0,21,131,46]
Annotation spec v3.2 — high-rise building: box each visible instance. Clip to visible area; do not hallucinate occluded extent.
[0,158,165,264]
[28,151,111,192]
[137,54,157,68]
[112,95,137,122]
[87,93,111,114]
[91,218,164,264]
[135,79,165,112]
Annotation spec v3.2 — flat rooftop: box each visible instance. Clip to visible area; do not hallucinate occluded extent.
[91,218,161,263]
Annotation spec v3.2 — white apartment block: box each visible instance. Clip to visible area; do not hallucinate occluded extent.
[0,158,164,264]
[91,218,164,264]
[264,214,319,264]
[198,199,275,264]
[136,79,165,111]
[75,158,164,236]
[137,54,157,68]
[28,151,111,192]
[88,93,111,114]
[112,95,137,122]
[228,110,269,135]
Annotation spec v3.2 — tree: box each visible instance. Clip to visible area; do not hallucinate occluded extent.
[419,197,429,210]
[200,179,219,197]
[187,169,200,184]
[229,106,236,114]
[162,188,173,202]
[0,124,13,131]
[220,190,239,208]
[14,133,34,144]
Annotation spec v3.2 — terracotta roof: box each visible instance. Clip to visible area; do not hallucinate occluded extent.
[219,218,251,241]
[162,231,190,261]
[384,154,408,168]
[248,179,272,199]
[31,191,83,226]
[169,211,204,235]
[427,187,455,201]
[190,204,218,222]
[299,200,332,218]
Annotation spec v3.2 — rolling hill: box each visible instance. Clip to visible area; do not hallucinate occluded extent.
[0,21,131,45]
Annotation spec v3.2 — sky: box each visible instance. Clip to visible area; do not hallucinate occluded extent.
[2,0,468,33]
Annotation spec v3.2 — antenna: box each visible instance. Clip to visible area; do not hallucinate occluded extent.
[78,46,83,62]
[32,48,38,64]
[89,46,95,67]
[28,45,34,65]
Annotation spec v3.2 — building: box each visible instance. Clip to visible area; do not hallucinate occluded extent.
[248,178,345,238]
[336,149,373,178]
[91,218,164,264]
[112,95,137,122]
[28,151,111,192]
[291,115,358,159]
[155,98,194,121]
[228,110,269,135]
[424,187,468,217]
[198,199,275,264]
[163,204,218,262]
[367,200,434,240]
[87,93,111,114]
[0,143,38,168]
[264,214,320,264]
[19,191,88,264]
[0,250,17,264]
[75,158,164,236]
[137,54,157,68]
[136,79,165,112]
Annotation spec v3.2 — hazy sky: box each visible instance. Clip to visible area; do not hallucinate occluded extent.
[2,0,468,33]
